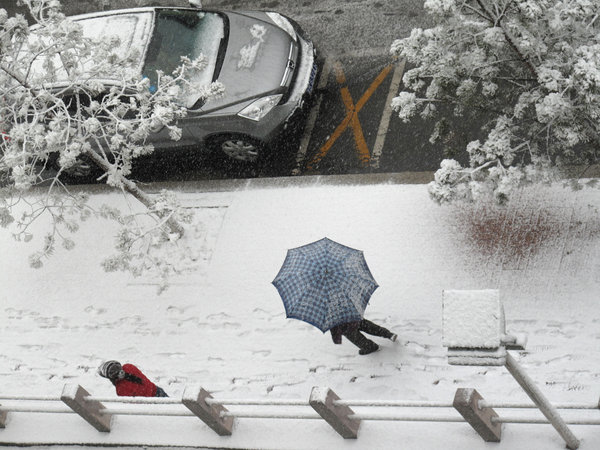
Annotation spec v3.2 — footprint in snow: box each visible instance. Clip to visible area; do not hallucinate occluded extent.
[277,358,309,364]
[170,317,201,327]
[156,352,187,359]
[206,312,233,320]
[84,305,107,315]
[166,305,194,315]
[196,321,242,330]
[253,308,280,319]
[404,340,429,351]
[18,344,45,351]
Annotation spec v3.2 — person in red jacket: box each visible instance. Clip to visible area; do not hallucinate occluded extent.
[98,360,168,397]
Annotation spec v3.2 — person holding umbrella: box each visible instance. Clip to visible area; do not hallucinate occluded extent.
[273,237,398,355]
[330,319,397,355]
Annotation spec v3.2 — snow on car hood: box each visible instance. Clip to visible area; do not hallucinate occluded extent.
[203,12,293,111]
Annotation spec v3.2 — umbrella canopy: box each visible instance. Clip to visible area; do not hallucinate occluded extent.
[272,237,379,332]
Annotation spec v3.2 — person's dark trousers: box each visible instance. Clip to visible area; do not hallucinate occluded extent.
[155,387,169,397]
[359,319,393,339]
[343,327,378,353]
[343,319,394,354]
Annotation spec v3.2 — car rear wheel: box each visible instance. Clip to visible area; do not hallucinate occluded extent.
[209,134,264,164]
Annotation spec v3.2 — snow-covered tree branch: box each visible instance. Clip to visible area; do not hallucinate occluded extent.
[0,0,224,291]
[391,0,600,204]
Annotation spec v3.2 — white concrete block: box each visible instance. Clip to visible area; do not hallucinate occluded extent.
[442,289,502,349]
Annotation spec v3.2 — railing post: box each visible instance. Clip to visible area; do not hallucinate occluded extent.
[61,384,111,432]
[182,385,233,436]
[453,388,501,442]
[309,387,360,439]
[0,405,7,428]
[505,353,580,450]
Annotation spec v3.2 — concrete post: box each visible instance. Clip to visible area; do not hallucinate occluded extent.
[61,384,111,432]
[182,385,233,436]
[0,405,7,428]
[505,353,580,450]
[309,387,360,439]
[453,388,501,442]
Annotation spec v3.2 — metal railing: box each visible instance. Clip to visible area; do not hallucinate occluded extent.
[0,385,598,448]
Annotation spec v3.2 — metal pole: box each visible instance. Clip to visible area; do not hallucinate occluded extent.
[0,395,60,402]
[349,413,465,422]
[480,400,599,410]
[220,411,321,419]
[504,353,580,450]
[205,398,307,406]
[99,408,194,416]
[334,399,454,408]
[493,416,600,425]
[0,405,73,414]
[85,396,181,405]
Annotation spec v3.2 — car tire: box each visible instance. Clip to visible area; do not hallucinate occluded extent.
[208,134,265,164]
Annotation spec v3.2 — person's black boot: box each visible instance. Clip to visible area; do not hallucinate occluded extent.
[359,343,379,355]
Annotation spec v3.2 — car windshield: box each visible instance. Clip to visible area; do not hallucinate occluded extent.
[143,9,225,108]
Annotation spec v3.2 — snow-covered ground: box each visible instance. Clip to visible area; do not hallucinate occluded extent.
[1,175,599,449]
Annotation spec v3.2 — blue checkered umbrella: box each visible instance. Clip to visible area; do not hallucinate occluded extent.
[272,237,379,332]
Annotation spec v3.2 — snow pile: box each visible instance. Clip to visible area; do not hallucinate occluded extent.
[442,289,502,348]
[237,24,267,69]
[442,289,508,366]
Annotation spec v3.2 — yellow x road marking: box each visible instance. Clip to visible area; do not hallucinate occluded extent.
[307,62,393,170]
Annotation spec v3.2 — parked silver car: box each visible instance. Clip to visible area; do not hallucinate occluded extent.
[69,5,320,166]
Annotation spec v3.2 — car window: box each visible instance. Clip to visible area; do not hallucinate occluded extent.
[143,10,225,108]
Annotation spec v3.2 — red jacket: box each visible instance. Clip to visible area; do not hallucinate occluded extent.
[114,364,157,397]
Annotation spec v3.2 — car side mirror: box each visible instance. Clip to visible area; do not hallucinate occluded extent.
[189,0,202,8]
